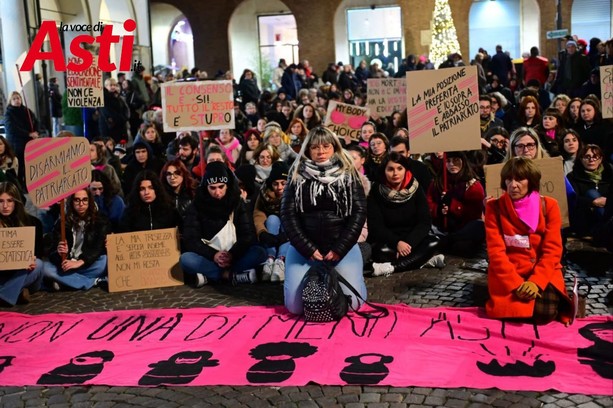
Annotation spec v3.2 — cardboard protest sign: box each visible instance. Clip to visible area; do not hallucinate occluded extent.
[324,101,370,141]
[406,66,480,154]
[106,228,183,292]
[600,65,613,119]
[66,55,103,107]
[484,157,569,227]
[0,227,35,271]
[367,78,407,116]
[161,80,235,132]
[25,137,91,208]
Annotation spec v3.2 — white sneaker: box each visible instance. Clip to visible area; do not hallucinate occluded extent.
[233,269,257,285]
[262,258,274,281]
[372,262,394,277]
[271,258,285,282]
[195,273,208,288]
[421,254,446,269]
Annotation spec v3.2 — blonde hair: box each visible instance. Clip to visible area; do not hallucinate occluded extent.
[505,127,549,161]
[289,126,358,183]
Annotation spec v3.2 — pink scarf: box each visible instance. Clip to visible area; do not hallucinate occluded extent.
[512,190,540,233]
[545,129,556,140]
[216,137,240,164]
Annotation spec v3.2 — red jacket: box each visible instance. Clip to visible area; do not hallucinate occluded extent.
[523,56,549,87]
[485,194,571,323]
[427,179,484,232]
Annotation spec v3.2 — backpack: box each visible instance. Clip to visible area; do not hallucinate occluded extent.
[302,263,349,322]
[301,262,388,322]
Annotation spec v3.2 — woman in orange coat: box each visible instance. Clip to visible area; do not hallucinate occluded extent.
[485,157,572,325]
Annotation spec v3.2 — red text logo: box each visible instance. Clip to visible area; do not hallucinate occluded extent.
[20,19,136,72]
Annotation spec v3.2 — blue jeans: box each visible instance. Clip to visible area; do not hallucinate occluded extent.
[180,246,267,282]
[0,259,43,305]
[43,256,107,290]
[284,244,366,315]
[585,188,605,218]
[265,215,290,258]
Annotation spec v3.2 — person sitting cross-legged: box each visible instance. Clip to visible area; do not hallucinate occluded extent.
[180,162,267,287]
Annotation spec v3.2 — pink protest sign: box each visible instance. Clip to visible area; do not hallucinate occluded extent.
[407,66,480,154]
[161,80,235,132]
[0,305,610,393]
[324,101,370,141]
[24,137,91,208]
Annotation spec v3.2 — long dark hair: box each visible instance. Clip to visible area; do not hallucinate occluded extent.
[434,151,477,192]
[66,188,98,225]
[0,182,29,227]
[126,170,172,213]
[91,170,115,208]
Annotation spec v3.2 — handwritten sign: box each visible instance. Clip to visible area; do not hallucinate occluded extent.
[66,56,103,107]
[106,228,184,292]
[367,78,407,116]
[406,66,480,154]
[600,66,613,119]
[25,138,91,208]
[324,101,370,141]
[161,80,235,132]
[484,157,569,227]
[0,227,35,270]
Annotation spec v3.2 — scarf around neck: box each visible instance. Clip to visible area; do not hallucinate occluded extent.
[294,157,354,217]
[217,137,240,163]
[512,190,540,233]
[586,164,604,185]
[379,170,419,203]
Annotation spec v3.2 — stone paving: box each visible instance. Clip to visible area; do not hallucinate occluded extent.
[0,238,611,407]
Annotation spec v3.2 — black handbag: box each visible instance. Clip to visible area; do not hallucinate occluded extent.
[301,262,388,322]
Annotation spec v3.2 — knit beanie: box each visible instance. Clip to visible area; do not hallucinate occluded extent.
[203,161,230,186]
[266,161,289,189]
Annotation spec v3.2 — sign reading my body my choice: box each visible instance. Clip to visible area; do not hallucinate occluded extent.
[161,80,235,132]
[406,66,480,154]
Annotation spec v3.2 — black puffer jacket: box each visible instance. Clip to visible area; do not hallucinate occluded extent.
[119,200,181,232]
[567,162,613,235]
[182,179,256,261]
[280,174,366,259]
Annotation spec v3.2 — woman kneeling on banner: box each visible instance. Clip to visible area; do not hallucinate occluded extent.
[280,126,367,315]
[485,157,572,325]
[180,162,267,287]
[43,189,110,290]
[0,182,44,305]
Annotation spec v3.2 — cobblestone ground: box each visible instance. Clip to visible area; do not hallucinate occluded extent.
[0,238,611,407]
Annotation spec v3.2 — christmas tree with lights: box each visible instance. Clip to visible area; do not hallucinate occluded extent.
[429,0,461,68]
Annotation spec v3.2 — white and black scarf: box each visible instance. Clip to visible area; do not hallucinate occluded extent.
[378,178,419,204]
[294,157,354,217]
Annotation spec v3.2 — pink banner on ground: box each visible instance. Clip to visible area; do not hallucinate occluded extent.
[0,305,610,393]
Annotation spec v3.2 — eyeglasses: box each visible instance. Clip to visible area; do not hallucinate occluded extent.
[490,138,507,146]
[73,198,89,205]
[582,155,602,161]
[90,187,103,191]
[514,143,537,151]
[165,171,181,177]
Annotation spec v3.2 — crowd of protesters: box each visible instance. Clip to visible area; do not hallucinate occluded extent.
[1,33,612,325]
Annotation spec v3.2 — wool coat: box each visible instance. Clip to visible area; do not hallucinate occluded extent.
[485,194,572,323]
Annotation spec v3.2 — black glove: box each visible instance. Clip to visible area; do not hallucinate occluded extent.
[440,192,452,207]
[276,231,288,245]
[259,231,277,247]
